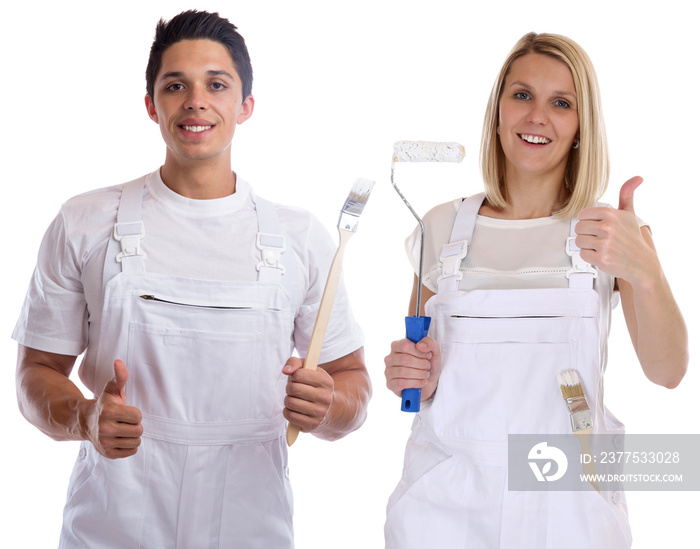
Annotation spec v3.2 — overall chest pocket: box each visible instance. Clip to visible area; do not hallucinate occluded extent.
[124,293,288,423]
[127,321,263,422]
[435,315,598,439]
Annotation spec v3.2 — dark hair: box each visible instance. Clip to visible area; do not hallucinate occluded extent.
[145,10,253,101]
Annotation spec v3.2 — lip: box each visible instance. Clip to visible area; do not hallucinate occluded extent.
[178,118,214,126]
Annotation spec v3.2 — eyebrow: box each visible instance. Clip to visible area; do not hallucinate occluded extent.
[508,80,576,100]
[159,70,236,81]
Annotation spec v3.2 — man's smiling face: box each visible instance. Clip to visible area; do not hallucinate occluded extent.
[145,39,254,165]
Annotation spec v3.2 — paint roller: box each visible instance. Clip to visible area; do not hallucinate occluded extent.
[390,140,465,412]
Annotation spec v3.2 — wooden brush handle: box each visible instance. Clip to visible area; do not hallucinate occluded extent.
[576,428,600,493]
[286,228,353,446]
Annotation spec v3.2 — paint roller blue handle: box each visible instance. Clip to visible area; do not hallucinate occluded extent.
[401,315,431,412]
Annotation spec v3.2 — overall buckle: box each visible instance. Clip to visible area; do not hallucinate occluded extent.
[437,239,468,283]
[565,236,597,279]
[114,221,146,262]
[256,232,286,273]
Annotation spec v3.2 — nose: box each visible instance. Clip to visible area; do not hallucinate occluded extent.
[527,100,548,125]
[184,86,208,111]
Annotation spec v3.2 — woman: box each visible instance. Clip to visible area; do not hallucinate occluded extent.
[384,32,687,548]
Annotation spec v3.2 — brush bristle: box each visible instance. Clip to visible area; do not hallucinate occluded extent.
[341,178,374,217]
[557,369,584,400]
[347,177,375,206]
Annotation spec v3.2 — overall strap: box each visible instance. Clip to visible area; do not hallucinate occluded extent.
[437,193,485,294]
[437,193,598,292]
[566,217,597,289]
[102,177,147,291]
[101,181,299,306]
[253,195,299,303]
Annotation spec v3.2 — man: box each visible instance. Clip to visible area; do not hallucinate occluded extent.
[13,10,370,548]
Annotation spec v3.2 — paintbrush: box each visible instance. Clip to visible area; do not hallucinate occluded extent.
[557,369,600,492]
[286,178,375,446]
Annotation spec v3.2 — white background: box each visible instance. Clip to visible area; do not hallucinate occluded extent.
[2,0,697,547]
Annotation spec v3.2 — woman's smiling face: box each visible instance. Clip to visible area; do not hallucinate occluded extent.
[498,53,579,184]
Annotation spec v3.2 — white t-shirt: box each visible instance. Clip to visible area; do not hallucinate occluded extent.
[407,197,610,291]
[13,170,364,393]
[405,197,646,373]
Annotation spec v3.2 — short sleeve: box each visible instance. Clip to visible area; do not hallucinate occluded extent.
[12,210,88,356]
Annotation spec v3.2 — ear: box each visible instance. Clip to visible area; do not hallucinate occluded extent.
[145,94,159,124]
[237,94,255,125]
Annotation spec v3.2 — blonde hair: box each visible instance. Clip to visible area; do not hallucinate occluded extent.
[480,32,609,218]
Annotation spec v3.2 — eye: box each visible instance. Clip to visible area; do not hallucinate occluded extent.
[554,99,571,109]
[165,83,184,92]
[210,82,228,91]
[514,91,530,101]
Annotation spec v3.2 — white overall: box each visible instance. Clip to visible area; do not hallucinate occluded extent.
[60,179,298,548]
[385,194,632,549]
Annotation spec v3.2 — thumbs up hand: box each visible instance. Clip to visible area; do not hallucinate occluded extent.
[85,359,143,459]
[575,176,657,285]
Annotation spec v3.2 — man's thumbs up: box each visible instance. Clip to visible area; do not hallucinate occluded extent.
[87,359,143,459]
[102,359,129,403]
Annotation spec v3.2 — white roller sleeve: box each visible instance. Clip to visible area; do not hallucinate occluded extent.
[393,140,465,163]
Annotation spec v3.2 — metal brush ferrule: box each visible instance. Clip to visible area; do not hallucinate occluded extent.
[569,410,592,432]
[565,396,592,432]
[338,209,361,232]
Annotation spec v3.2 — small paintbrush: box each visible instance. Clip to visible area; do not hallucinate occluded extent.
[286,178,375,446]
[557,369,600,492]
